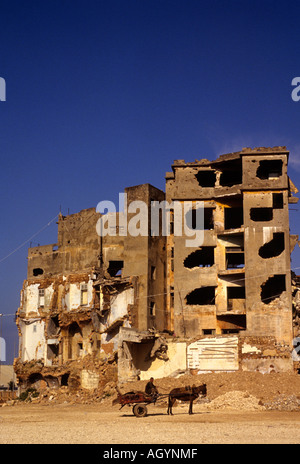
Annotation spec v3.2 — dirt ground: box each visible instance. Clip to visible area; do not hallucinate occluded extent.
[1,402,300,444]
[2,371,300,444]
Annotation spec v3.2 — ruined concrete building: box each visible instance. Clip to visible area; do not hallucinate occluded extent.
[15,147,300,391]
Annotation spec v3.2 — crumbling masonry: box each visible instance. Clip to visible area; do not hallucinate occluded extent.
[14,147,300,391]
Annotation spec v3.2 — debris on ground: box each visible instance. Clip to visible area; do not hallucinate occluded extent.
[197,391,265,411]
[2,370,300,411]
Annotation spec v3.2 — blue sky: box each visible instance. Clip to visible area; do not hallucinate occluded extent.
[1,0,300,363]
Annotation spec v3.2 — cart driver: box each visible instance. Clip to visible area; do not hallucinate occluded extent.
[145,377,158,401]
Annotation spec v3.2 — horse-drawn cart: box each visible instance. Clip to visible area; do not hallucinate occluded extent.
[113,383,207,417]
[114,388,162,417]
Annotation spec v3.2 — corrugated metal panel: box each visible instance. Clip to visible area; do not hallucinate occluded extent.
[187,336,239,371]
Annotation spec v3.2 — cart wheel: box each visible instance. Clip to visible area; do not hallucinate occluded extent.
[133,404,148,418]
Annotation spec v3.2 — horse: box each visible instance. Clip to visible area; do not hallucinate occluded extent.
[167,384,207,415]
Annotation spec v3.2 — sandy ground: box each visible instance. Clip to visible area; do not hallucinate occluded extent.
[1,401,300,444]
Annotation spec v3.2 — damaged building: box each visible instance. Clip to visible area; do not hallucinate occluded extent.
[165,146,299,373]
[14,147,300,391]
[15,184,168,390]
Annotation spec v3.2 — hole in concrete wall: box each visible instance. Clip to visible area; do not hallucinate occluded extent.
[69,322,82,336]
[33,268,44,276]
[273,193,284,209]
[185,208,214,230]
[195,170,216,187]
[149,301,156,316]
[250,207,273,222]
[259,232,285,259]
[150,266,156,280]
[224,207,243,229]
[107,260,124,277]
[256,160,283,180]
[261,274,286,304]
[184,247,215,268]
[186,287,216,305]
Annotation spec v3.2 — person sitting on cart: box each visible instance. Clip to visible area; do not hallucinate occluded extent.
[145,377,158,402]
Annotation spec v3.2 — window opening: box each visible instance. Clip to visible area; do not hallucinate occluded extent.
[224,207,243,230]
[273,193,284,209]
[217,314,246,331]
[203,329,216,335]
[47,316,60,336]
[107,260,124,277]
[80,284,88,306]
[61,373,69,386]
[78,342,83,356]
[47,343,59,360]
[219,161,242,186]
[38,289,45,307]
[250,207,273,222]
[185,208,214,231]
[226,248,244,268]
[227,286,245,311]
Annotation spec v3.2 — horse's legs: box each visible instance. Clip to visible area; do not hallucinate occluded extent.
[189,399,193,415]
[167,397,174,415]
[167,396,171,415]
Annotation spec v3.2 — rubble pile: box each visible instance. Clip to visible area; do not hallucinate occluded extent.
[3,370,300,411]
[264,394,300,411]
[198,391,265,411]
[10,353,118,406]
[2,381,118,407]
